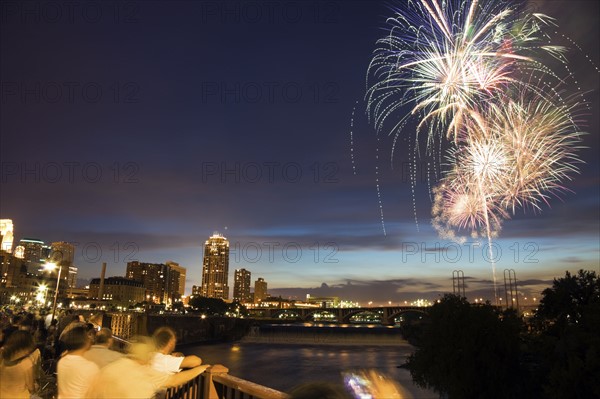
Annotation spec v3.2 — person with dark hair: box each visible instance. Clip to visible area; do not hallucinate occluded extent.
[83,328,123,368]
[150,327,201,374]
[0,330,41,399]
[57,326,99,398]
[1,314,22,344]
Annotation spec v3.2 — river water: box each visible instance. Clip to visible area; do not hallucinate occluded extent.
[185,324,437,398]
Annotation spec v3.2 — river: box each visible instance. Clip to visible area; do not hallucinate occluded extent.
[184,324,437,398]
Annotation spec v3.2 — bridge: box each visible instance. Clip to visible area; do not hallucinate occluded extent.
[246,306,429,325]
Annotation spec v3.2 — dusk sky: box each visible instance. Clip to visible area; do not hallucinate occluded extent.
[1,0,598,303]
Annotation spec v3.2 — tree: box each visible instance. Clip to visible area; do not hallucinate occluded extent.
[535,269,600,328]
[405,294,524,399]
[530,270,600,398]
[188,296,228,315]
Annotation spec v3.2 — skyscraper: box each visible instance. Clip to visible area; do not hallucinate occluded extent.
[50,242,77,290]
[18,238,45,270]
[233,268,251,303]
[254,277,267,303]
[49,241,75,265]
[201,233,229,300]
[0,219,14,253]
[166,261,186,297]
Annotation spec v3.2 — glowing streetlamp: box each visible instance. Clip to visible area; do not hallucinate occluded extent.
[44,262,62,323]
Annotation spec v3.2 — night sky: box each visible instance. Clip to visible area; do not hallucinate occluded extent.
[1,0,598,303]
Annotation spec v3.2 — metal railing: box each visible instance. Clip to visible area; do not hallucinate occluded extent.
[166,367,290,399]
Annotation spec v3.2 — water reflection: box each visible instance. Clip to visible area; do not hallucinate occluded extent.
[188,342,436,398]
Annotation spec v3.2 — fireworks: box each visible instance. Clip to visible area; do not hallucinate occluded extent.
[367,0,565,146]
[366,0,589,303]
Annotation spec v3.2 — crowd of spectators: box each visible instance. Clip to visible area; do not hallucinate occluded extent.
[0,308,222,399]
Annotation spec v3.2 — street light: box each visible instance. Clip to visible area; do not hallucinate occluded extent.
[44,262,62,323]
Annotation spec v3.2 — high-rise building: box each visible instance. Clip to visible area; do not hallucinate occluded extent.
[201,233,229,300]
[254,277,267,303]
[233,268,251,303]
[67,266,78,289]
[49,241,75,265]
[166,261,186,297]
[126,261,181,304]
[0,219,14,253]
[15,238,47,273]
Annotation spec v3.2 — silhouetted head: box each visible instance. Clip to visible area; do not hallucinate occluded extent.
[95,328,114,346]
[1,330,35,361]
[152,326,177,353]
[61,326,91,352]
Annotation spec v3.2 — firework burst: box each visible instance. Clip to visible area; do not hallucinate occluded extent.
[365,0,590,304]
[367,0,565,146]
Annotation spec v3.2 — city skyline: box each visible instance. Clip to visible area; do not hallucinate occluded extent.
[1,1,598,304]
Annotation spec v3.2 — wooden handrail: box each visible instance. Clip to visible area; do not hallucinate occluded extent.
[211,373,290,399]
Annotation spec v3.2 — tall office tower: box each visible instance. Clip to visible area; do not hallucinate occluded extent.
[201,233,229,300]
[167,267,181,302]
[0,219,14,253]
[19,238,45,270]
[49,242,75,265]
[166,261,186,297]
[254,277,267,303]
[67,266,78,289]
[126,261,174,304]
[233,268,251,303]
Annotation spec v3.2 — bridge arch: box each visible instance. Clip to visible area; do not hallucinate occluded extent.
[271,309,301,320]
[303,309,339,322]
[387,309,429,325]
[341,309,383,324]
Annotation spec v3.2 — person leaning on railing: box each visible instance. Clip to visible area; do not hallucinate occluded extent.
[150,326,202,373]
[83,328,124,369]
[87,336,211,399]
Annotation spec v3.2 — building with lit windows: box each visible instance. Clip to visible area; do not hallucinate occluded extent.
[233,268,251,303]
[254,277,267,303]
[88,277,145,306]
[49,242,77,291]
[126,261,180,304]
[201,233,229,300]
[192,285,201,296]
[0,219,14,253]
[18,238,45,265]
[49,241,75,265]
[166,261,186,297]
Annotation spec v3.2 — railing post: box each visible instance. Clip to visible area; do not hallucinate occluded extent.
[202,365,229,399]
